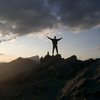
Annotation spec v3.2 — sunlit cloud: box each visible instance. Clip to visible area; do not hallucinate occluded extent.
[0,53,4,55]
[27,28,61,39]
[0,33,17,43]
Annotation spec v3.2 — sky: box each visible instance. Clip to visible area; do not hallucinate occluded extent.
[0,0,100,62]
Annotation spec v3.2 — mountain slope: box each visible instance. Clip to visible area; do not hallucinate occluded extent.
[0,57,39,81]
[0,54,100,100]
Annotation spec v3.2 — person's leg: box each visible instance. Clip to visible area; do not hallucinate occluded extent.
[56,45,58,54]
[52,46,54,56]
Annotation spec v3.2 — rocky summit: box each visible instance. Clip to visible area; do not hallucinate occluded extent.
[0,54,100,100]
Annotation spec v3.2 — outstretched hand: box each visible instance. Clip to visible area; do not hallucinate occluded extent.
[58,37,62,41]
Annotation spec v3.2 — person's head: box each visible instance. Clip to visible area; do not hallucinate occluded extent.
[54,36,56,39]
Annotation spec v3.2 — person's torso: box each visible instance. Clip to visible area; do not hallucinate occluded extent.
[52,39,58,46]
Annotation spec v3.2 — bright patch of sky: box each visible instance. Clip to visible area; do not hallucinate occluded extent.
[0,27,100,62]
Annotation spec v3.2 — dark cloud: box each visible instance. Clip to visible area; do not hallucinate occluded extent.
[0,0,57,36]
[48,0,100,29]
[0,0,100,37]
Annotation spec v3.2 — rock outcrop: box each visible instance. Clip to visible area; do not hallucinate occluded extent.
[0,54,100,100]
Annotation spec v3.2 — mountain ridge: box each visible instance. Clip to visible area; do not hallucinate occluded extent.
[0,56,40,81]
[0,54,100,100]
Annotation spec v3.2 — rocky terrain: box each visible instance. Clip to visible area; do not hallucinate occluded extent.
[0,54,100,100]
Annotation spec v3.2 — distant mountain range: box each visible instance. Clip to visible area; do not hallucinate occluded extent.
[29,55,40,62]
[0,56,40,81]
[0,54,100,100]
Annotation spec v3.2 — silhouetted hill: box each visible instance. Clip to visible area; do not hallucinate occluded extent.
[0,57,39,81]
[29,55,40,63]
[0,54,100,100]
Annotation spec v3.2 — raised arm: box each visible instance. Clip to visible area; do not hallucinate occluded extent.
[57,37,62,41]
[47,36,52,40]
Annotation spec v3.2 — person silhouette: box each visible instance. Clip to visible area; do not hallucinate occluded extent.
[47,36,62,55]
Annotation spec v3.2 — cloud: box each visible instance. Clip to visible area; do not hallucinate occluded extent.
[0,0,57,36]
[0,37,16,43]
[49,0,100,29]
[0,33,17,43]
[0,0,100,37]
[0,53,4,55]
[95,46,100,51]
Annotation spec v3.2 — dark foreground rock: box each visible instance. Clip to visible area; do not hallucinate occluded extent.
[0,54,100,100]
